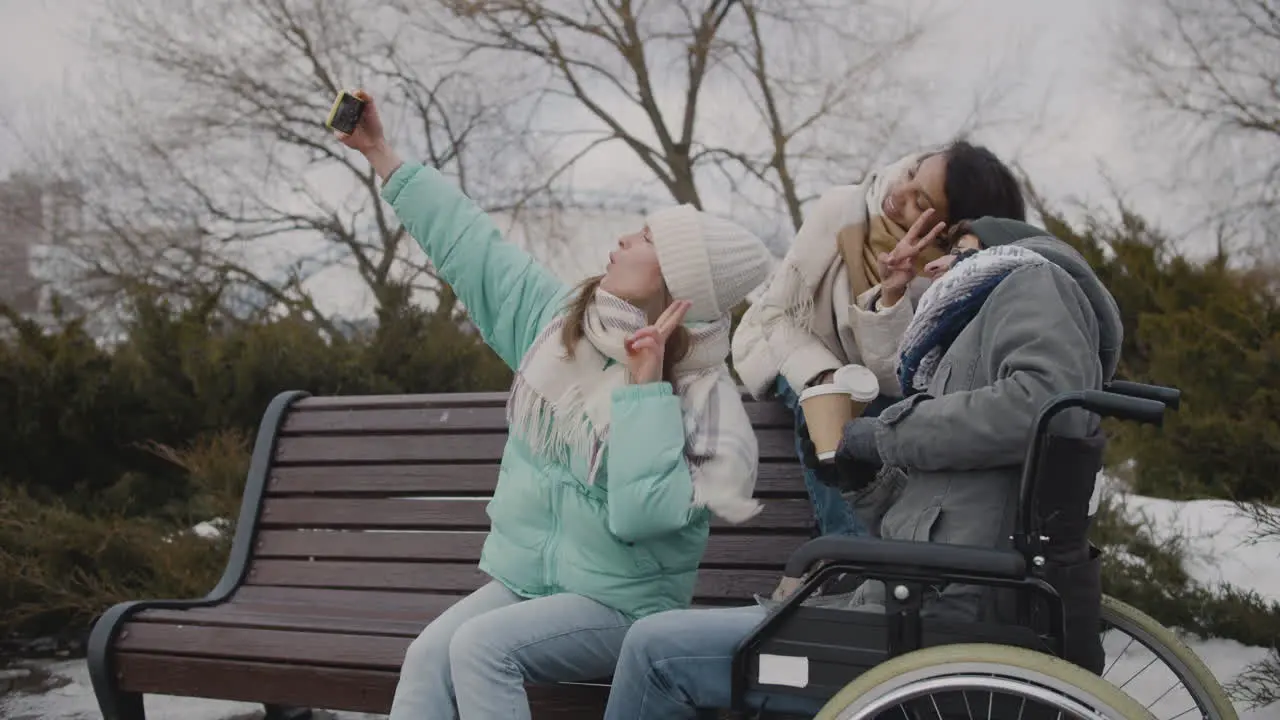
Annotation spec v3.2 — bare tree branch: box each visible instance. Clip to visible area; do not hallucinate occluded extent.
[429,0,954,237]
[25,0,554,329]
[1118,0,1280,254]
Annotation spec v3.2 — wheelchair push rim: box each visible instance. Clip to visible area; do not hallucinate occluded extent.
[816,644,1157,720]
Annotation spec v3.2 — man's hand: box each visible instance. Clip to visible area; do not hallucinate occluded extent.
[802,420,881,494]
[877,208,947,307]
[837,417,883,465]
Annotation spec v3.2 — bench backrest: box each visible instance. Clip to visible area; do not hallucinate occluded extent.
[241,392,813,610]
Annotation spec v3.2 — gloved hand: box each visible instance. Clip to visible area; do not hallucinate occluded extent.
[799,419,882,494]
[837,417,883,465]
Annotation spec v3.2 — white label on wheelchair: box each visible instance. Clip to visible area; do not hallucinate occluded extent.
[758,653,809,688]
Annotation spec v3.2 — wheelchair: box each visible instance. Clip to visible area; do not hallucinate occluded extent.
[731,381,1238,720]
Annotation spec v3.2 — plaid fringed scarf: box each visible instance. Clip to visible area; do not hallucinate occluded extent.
[507,287,762,523]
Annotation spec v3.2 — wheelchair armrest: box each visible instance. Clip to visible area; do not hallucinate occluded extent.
[783,535,1027,581]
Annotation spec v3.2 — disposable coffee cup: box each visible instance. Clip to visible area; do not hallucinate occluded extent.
[799,383,853,462]
[834,364,880,418]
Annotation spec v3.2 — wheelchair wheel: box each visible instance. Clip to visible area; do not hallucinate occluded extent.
[1099,595,1238,720]
[815,643,1156,720]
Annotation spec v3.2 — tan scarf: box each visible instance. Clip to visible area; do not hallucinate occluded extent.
[837,211,910,299]
[506,289,759,522]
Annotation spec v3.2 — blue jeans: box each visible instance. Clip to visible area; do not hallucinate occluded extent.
[602,606,826,719]
[776,376,891,537]
[389,580,631,719]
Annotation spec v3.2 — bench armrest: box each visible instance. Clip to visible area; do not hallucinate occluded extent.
[783,535,1026,581]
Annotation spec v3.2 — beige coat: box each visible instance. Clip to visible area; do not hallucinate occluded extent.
[732,183,927,398]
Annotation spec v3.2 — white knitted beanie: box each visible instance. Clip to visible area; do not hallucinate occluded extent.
[646,204,772,323]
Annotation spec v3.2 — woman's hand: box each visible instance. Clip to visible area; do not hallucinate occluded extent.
[333,90,403,182]
[334,90,385,153]
[624,300,691,385]
[923,252,957,279]
[877,208,946,307]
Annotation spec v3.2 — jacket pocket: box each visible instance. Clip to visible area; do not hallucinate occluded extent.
[911,504,943,542]
[848,467,906,538]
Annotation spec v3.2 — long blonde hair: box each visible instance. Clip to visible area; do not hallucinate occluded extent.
[561,275,690,385]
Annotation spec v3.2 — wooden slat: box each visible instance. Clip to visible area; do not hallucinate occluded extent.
[244,559,782,601]
[255,529,808,567]
[275,434,508,464]
[266,461,810,497]
[232,582,760,613]
[118,623,407,669]
[259,497,815,531]
[233,585,473,614]
[135,606,435,637]
[260,496,490,530]
[269,464,500,496]
[294,392,509,410]
[284,405,508,435]
[114,652,610,717]
[246,559,485,593]
[282,401,793,434]
[273,430,796,465]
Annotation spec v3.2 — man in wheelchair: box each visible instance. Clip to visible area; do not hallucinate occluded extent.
[602,218,1140,719]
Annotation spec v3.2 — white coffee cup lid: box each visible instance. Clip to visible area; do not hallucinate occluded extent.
[834,364,880,402]
[798,382,851,401]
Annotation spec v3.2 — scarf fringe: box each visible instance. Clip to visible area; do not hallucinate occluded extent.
[507,371,600,470]
[780,263,817,332]
[691,475,763,524]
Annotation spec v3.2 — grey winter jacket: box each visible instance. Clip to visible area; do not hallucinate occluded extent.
[828,221,1123,620]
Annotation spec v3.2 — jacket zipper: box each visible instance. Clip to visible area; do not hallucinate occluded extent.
[544,480,561,593]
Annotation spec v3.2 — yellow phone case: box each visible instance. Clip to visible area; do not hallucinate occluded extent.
[325,91,350,131]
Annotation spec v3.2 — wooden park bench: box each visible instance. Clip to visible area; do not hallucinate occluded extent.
[87,389,816,719]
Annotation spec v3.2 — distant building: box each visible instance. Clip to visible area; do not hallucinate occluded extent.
[0,172,97,331]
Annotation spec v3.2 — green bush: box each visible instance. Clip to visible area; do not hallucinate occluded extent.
[0,286,511,518]
[0,429,251,640]
[1040,206,1280,502]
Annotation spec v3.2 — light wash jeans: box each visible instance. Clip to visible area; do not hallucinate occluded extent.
[602,605,826,719]
[388,580,631,719]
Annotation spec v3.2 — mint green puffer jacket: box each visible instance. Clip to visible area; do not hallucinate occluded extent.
[383,163,713,619]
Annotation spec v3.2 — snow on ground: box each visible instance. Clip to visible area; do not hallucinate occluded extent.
[1122,493,1280,600]
[3,492,1277,719]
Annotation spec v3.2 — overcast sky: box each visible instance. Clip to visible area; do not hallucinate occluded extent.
[0,0,1213,317]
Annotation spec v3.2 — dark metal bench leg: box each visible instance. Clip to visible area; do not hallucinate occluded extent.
[88,604,147,720]
[92,686,145,720]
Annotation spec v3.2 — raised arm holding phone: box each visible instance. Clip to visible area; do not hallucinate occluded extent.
[333,90,773,719]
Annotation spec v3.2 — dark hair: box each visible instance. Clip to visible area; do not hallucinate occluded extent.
[939,219,974,252]
[561,275,690,384]
[941,140,1025,223]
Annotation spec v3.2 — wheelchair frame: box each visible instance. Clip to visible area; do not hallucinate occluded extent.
[730,380,1180,714]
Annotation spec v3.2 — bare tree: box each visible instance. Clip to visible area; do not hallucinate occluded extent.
[418,0,942,240]
[38,0,556,331]
[1118,0,1280,255]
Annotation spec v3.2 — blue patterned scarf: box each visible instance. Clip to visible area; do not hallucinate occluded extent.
[896,245,1048,395]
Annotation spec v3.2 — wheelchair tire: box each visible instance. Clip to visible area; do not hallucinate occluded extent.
[1100,595,1239,720]
[815,643,1157,720]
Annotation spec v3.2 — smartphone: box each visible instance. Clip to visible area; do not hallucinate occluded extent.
[325,91,366,134]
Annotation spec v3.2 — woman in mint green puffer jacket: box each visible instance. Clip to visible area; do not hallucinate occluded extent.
[335,91,773,720]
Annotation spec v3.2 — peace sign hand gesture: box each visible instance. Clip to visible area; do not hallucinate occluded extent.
[877,208,947,306]
[625,300,692,385]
